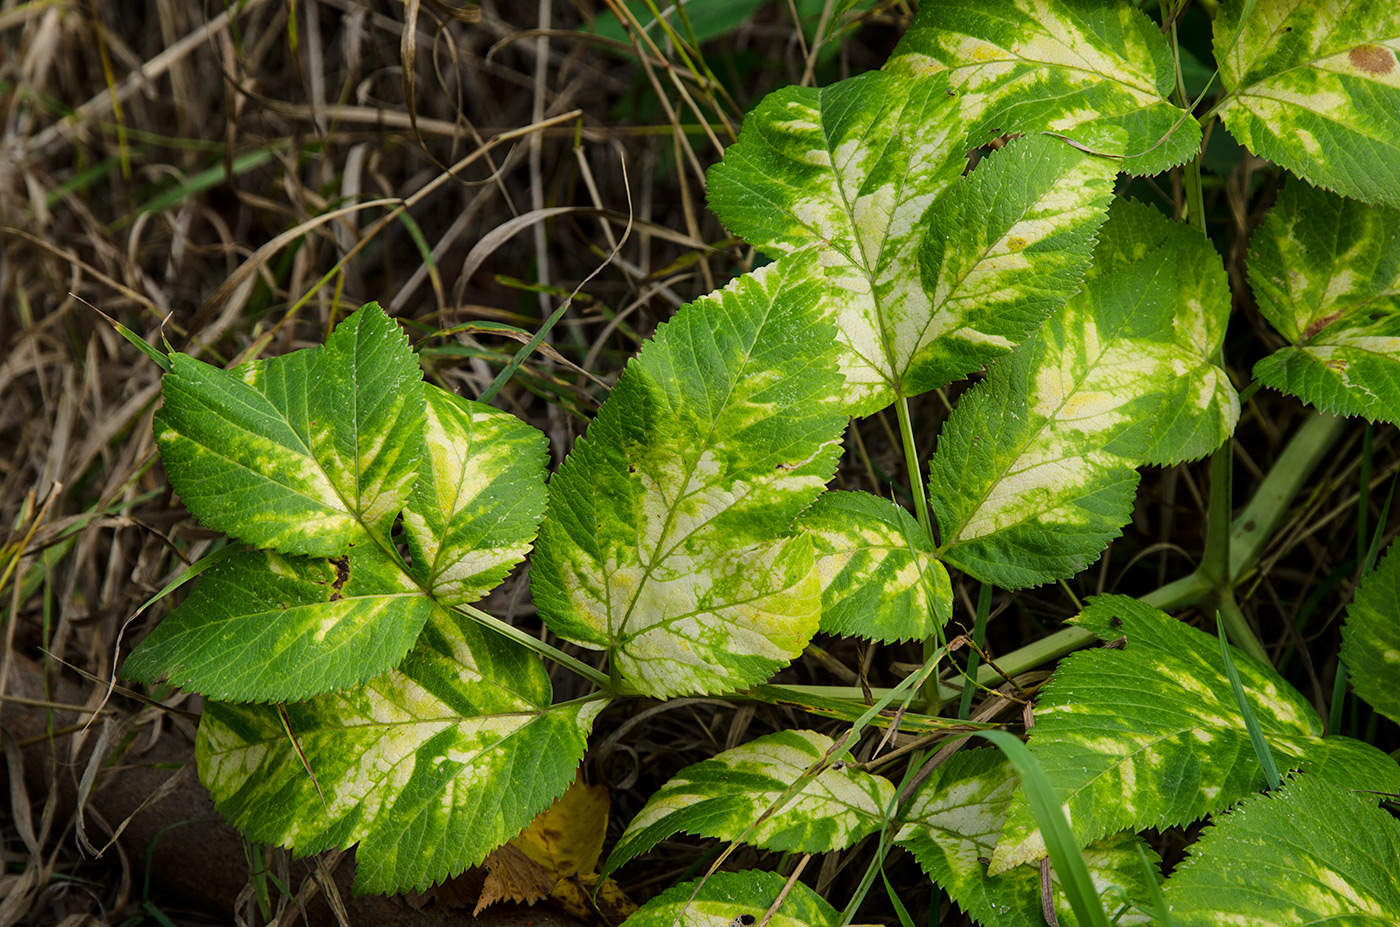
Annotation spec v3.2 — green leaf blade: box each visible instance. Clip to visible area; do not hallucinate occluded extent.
[196,608,602,894]
[1214,1,1400,207]
[604,730,895,877]
[155,303,425,556]
[897,748,1162,927]
[1163,775,1400,925]
[403,386,549,606]
[908,133,1118,401]
[709,74,1116,414]
[1248,181,1400,423]
[799,491,951,643]
[929,201,1237,588]
[887,0,1201,175]
[1342,541,1400,725]
[992,596,1400,874]
[121,545,432,702]
[620,870,843,927]
[154,352,359,557]
[532,256,848,697]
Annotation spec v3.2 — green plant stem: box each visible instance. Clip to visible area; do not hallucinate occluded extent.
[789,410,1347,707]
[1228,411,1347,583]
[895,397,934,539]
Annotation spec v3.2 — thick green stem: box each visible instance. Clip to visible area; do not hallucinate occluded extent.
[1228,411,1347,583]
[895,397,934,539]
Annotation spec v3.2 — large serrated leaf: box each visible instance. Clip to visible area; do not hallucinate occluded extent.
[1214,0,1400,208]
[154,302,424,557]
[1087,200,1239,464]
[927,231,1167,588]
[992,596,1400,874]
[402,386,548,605]
[708,72,1116,414]
[929,201,1236,588]
[798,491,951,643]
[620,870,845,927]
[196,607,603,895]
[1248,181,1400,423]
[896,748,1160,927]
[603,730,894,878]
[121,544,433,702]
[886,0,1201,175]
[531,256,847,698]
[1163,774,1400,925]
[1342,541,1400,726]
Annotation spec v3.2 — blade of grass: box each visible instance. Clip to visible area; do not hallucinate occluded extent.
[1215,606,1282,790]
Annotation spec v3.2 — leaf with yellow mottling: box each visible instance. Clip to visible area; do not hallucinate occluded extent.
[709,73,1117,414]
[403,386,548,605]
[122,544,432,703]
[887,0,1201,175]
[532,256,848,697]
[797,491,951,643]
[1163,774,1400,925]
[603,730,895,880]
[1249,181,1400,423]
[196,606,605,895]
[1214,0,1400,207]
[155,302,424,557]
[992,596,1400,874]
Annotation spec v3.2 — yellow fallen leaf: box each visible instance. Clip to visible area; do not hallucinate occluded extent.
[551,871,638,926]
[514,775,611,879]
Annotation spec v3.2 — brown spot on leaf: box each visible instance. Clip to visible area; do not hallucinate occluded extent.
[1325,357,1350,373]
[1349,44,1396,75]
[329,556,350,602]
[1304,310,1343,340]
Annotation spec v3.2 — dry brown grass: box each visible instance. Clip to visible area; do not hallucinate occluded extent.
[1,2,1395,926]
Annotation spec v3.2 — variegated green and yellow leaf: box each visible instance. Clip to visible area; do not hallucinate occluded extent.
[992,596,1400,874]
[121,544,433,702]
[928,201,1238,588]
[402,386,548,605]
[1248,181,1400,423]
[1085,199,1238,463]
[196,607,604,895]
[1341,541,1400,726]
[620,870,846,927]
[155,302,424,557]
[886,0,1201,175]
[1163,774,1400,925]
[708,73,1116,414]
[896,748,1160,927]
[927,235,1168,589]
[797,491,951,643]
[1214,0,1400,207]
[603,730,894,878]
[531,256,847,698]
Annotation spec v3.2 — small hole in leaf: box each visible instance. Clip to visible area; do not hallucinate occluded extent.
[731,917,757,927]
[1109,616,1123,629]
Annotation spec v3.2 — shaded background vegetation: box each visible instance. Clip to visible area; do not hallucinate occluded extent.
[1,1,1394,925]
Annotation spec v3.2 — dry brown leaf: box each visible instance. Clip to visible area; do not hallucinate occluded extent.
[474,844,555,916]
